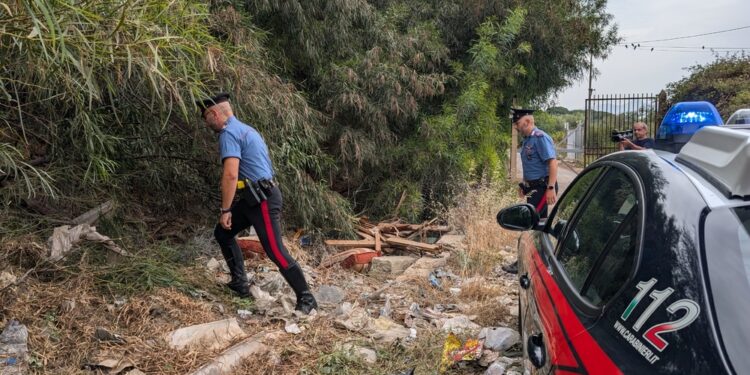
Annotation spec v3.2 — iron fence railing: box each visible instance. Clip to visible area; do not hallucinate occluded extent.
[583,94,661,165]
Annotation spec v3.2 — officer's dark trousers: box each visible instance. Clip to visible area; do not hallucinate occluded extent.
[213,186,311,296]
[525,181,559,218]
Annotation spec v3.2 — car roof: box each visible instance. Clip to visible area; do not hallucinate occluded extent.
[663,125,750,209]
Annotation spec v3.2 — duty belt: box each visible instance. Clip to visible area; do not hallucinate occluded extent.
[522,177,549,188]
[237,178,277,190]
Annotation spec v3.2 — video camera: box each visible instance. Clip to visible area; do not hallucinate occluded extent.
[611,129,634,142]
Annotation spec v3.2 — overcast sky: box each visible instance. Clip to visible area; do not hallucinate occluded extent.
[554,0,750,110]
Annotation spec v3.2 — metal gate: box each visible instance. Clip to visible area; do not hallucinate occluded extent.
[584,94,661,165]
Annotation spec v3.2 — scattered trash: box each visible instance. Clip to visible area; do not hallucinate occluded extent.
[428,272,441,288]
[94,327,126,344]
[379,296,392,319]
[47,224,129,261]
[440,332,483,373]
[0,320,29,374]
[0,271,17,290]
[315,285,345,305]
[368,316,411,343]
[284,322,302,335]
[441,315,481,334]
[165,319,245,351]
[84,356,137,374]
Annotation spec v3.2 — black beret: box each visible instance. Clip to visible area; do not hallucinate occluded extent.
[196,93,230,116]
[510,108,535,123]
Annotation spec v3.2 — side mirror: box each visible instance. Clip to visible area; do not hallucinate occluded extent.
[496,204,540,231]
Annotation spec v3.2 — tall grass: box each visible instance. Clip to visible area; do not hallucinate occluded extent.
[446,180,521,276]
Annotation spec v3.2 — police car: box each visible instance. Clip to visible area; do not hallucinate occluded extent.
[496,101,750,374]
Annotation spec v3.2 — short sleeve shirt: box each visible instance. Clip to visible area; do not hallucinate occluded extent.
[521,128,556,181]
[218,116,274,182]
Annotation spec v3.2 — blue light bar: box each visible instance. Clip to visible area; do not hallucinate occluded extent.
[655,101,723,153]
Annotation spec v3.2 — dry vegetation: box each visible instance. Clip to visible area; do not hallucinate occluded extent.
[0,183,524,374]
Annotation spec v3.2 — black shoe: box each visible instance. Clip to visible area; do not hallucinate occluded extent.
[226,282,251,298]
[295,291,318,314]
[502,261,518,274]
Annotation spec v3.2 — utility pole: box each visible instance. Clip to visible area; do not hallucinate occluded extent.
[583,53,594,166]
[509,98,518,181]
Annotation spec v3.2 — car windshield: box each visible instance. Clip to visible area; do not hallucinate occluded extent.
[703,205,750,371]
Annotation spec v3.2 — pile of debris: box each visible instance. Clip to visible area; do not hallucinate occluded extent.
[319,218,452,272]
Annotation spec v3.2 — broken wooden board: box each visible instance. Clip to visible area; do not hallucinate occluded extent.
[324,239,375,249]
[383,236,441,253]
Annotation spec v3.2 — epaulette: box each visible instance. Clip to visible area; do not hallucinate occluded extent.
[530,129,545,137]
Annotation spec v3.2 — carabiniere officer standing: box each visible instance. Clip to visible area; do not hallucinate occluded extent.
[502,108,558,274]
[197,93,318,314]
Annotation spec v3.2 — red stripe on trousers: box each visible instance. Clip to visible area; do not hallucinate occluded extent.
[536,194,547,213]
[261,201,288,269]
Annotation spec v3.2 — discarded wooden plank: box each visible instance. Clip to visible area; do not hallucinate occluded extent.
[374,228,381,254]
[324,239,375,249]
[356,230,374,240]
[424,225,452,233]
[383,236,441,252]
[318,248,376,269]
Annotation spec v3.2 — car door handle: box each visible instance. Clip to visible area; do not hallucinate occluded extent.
[519,274,530,289]
[527,333,547,369]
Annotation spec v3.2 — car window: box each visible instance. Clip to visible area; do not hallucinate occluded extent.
[547,167,603,251]
[556,168,638,302]
[582,207,638,305]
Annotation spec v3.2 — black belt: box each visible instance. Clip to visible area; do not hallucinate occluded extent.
[522,176,549,188]
[237,178,277,190]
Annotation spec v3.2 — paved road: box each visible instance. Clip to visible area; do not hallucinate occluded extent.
[515,152,580,194]
[514,153,581,214]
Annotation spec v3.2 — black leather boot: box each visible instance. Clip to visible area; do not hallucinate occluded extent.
[281,263,318,314]
[215,228,250,298]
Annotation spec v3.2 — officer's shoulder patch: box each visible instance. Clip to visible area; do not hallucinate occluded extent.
[530,129,545,137]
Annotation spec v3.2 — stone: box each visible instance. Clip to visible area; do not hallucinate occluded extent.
[206,258,221,273]
[441,315,481,334]
[342,343,377,364]
[396,253,449,282]
[315,285,345,305]
[369,256,418,277]
[165,318,246,351]
[478,327,520,352]
[485,361,507,375]
[436,235,465,248]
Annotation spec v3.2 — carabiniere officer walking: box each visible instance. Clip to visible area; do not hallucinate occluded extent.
[197,93,318,314]
[502,108,558,274]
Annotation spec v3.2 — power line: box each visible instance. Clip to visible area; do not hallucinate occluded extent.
[622,45,750,50]
[624,25,750,44]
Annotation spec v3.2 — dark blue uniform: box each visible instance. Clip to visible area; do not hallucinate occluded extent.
[213,116,317,313]
[520,128,557,218]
